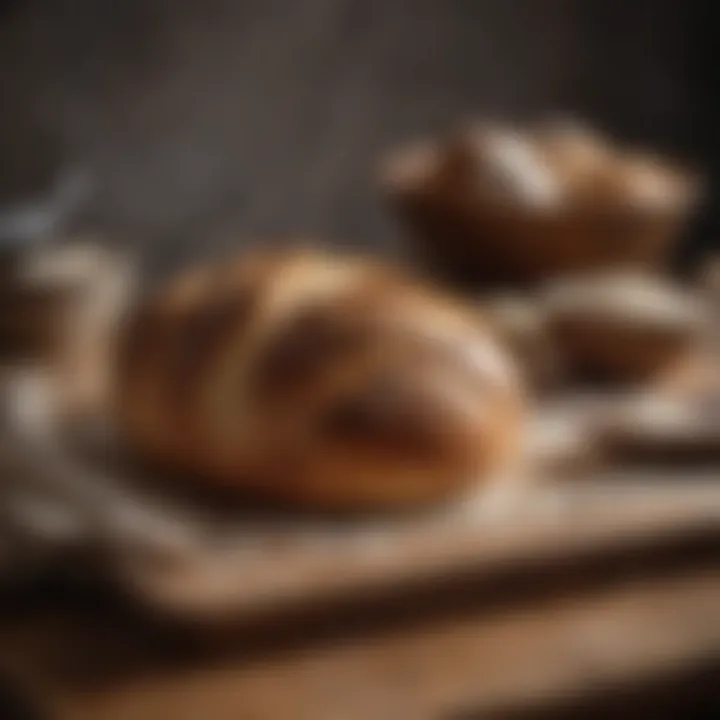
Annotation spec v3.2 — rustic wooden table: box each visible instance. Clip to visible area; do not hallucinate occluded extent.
[0,476,718,720]
[0,353,717,719]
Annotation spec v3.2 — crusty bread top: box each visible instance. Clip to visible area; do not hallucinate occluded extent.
[113,247,523,509]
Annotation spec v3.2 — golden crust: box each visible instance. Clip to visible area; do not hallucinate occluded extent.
[115,248,524,510]
[383,120,698,285]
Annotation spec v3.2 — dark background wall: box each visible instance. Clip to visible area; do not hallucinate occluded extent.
[0,0,716,272]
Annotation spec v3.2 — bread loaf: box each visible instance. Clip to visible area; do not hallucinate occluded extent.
[383,119,698,286]
[114,248,524,510]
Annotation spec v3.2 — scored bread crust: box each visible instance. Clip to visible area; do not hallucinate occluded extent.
[382,120,698,285]
[114,248,524,510]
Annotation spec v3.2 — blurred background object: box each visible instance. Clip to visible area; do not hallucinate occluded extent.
[541,270,711,384]
[382,120,700,286]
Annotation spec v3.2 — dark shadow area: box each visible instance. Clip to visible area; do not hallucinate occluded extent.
[451,656,720,720]
[0,677,46,720]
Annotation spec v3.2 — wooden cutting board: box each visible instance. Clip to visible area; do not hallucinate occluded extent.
[116,475,720,621]
[1,366,718,626]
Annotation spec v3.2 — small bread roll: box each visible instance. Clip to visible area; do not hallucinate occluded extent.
[114,248,524,511]
[542,271,710,384]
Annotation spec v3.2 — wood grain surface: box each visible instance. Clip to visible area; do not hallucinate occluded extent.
[0,539,717,719]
